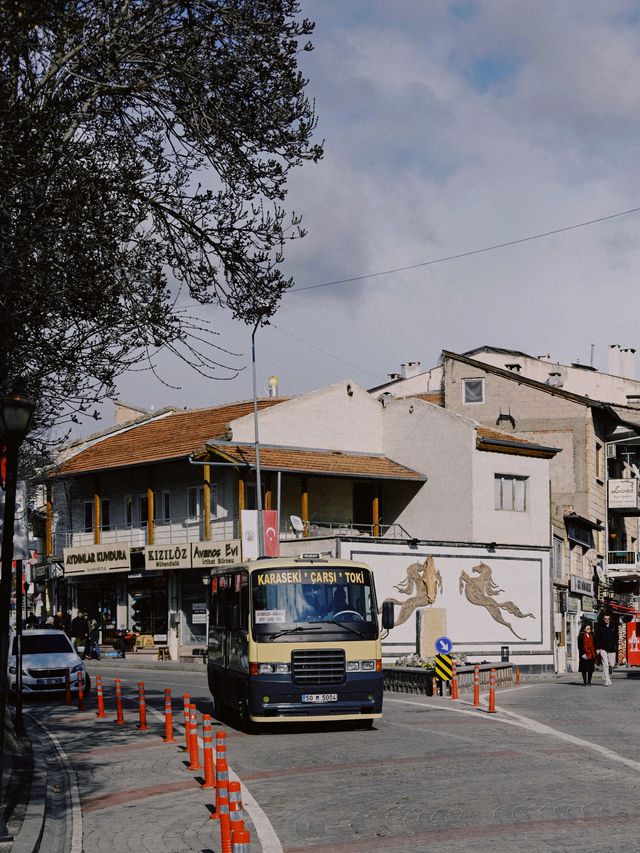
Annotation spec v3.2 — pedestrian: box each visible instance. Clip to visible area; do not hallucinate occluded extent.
[86,619,101,660]
[595,612,618,687]
[52,610,64,630]
[70,610,89,656]
[578,623,596,685]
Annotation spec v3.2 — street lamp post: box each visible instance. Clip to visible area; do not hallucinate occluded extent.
[251,317,264,556]
[0,388,35,837]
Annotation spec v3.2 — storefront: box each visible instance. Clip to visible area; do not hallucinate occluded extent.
[567,574,596,671]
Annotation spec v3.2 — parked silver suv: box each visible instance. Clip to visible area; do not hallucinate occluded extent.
[8,629,90,695]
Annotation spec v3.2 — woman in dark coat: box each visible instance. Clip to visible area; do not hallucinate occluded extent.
[578,623,596,685]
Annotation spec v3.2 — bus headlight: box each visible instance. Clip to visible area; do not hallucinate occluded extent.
[275,663,290,674]
[258,663,275,674]
[257,663,291,675]
[361,660,376,671]
[346,661,360,672]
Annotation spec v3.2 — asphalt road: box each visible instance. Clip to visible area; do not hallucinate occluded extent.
[67,663,640,852]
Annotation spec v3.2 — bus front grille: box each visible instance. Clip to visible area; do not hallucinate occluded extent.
[292,649,346,686]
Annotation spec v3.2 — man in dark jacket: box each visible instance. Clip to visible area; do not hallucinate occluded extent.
[595,613,618,687]
[70,611,89,655]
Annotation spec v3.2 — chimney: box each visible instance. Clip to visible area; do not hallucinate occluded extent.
[268,375,279,397]
[608,344,623,377]
[400,361,421,379]
[621,348,636,380]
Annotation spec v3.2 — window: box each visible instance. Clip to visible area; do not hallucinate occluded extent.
[595,442,604,480]
[101,499,110,531]
[125,495,133,527]
[83,502,93,533]
[139,494,148,525]
[188,485,217,519]
[552,536,564,581]
[494,474,527,511]
[463,377,485,404]
[156,490,171,523]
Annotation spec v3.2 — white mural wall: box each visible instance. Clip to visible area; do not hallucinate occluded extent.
[338,540,553,667]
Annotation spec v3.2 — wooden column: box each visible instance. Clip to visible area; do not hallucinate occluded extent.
[265,474,272,511]
[372,484,380,538]
[301,477,309,537]
[238,475,246,536]
[45,483,53,558]
[203,463,211,541]
[147,486,155,545]
[93,488,101,545]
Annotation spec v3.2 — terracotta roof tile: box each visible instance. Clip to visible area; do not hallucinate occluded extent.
[207,443,425,481]
[52,399,287,477]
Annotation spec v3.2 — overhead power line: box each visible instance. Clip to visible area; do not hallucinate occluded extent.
[288,206,640,294]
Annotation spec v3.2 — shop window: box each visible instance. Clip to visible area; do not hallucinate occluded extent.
[463,377,485,404]
[494,474,527,511]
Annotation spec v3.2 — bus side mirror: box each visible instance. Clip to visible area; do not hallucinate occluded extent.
[381,601,394,630]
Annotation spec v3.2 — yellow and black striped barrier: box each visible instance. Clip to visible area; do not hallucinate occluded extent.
[434,653,453,681]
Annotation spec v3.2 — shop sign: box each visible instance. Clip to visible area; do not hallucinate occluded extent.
[192,602,207,624]
[63,544,130,576]
[569,575,594,596]
[608,478,639,509]
[191,539,241,568]
[33,564,48,581]
[145,544,191,571]
[567,595,580,612]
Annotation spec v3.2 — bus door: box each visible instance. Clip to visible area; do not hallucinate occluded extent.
[225,571,249,704]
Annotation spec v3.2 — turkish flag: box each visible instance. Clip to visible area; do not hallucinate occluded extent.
[262,510,280,557]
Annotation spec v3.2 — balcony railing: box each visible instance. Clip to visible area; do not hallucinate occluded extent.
[607,551,640,567]
[54,515,239,553]
[279,519,411,540]
[54,514,412,553]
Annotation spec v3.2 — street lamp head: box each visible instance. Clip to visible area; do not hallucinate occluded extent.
[0,387,35,442]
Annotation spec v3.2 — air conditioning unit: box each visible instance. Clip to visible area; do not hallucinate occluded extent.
[606,443,617,459]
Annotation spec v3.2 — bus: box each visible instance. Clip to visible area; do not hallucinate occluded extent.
[206,554,392,729]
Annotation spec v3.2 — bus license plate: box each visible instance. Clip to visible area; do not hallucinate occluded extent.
[301,693,337,703]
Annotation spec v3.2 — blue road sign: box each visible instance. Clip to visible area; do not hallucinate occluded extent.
[435,636,453,654]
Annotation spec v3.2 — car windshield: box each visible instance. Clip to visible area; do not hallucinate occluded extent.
[252,565,378,641]
[12,634,74,656]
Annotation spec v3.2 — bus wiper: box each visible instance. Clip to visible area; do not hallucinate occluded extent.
[269,625,323,640]
[312,619,366,638]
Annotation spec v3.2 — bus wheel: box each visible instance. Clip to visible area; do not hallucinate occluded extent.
[238,700,259,735]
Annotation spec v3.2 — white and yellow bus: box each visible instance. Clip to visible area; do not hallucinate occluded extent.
[206,554,392,729]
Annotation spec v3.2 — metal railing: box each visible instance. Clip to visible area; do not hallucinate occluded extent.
[607,551,640,566]
[54,515,239,553]
[280,519,411,540]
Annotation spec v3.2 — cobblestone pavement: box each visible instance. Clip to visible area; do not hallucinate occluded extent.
[27,665,640,853]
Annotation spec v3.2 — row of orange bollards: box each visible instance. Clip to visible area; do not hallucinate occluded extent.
[439,662,522,712]
[79,677,251,851]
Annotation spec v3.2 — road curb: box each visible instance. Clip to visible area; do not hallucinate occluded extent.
[9,717,46,853]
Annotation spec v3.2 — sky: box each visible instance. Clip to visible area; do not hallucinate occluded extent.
[109,0,640,427]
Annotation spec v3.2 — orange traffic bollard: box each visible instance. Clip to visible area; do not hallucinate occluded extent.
[65,669,71,705]
[77,670,85,711]
[201,714,215,788]
[183,693,191,750]
[472,665,480,708]
[229,780,245,835]
[211,757,229,820]
[137,682,149,731]
[232,828,251,852]
[96,675,108,718]
[115,677,125,725]
[218,794,232,853]
[488,668,497,714]
[163,688,176,743]
[516,666,521,686]
[451,660,459,700]
[188,704,201,770]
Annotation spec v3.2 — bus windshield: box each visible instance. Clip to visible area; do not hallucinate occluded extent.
[251,565,378,641]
